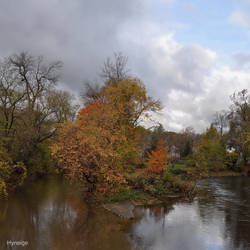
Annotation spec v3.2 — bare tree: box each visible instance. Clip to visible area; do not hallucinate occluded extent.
[81,52,129,105]
[9,52,62,111]
[212,110,228,136]
[100,52,129,85]
[80,81,103,105]
[0,59,26,136]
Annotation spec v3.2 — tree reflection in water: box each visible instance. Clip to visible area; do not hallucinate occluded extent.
[0,176,250,250]
[0,176,131,250]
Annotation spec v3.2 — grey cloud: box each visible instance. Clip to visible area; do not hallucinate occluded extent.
[0,0,143,92]
[233,53,250,70]
[129,38,216,100]
[0,0,249,133]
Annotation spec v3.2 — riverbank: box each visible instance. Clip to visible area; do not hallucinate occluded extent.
[101,171,244,219]
[208,170,242,177]
[99,169,196,206]
[100,169,244,218]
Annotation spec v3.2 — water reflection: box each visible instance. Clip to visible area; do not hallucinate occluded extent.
[0,176,131,250]
[131,177,250,250]
[0,176,250,250]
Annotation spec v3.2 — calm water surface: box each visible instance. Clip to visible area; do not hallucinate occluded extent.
[0,176,250,250]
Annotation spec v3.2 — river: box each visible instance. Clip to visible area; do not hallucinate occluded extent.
[0,176,250,250]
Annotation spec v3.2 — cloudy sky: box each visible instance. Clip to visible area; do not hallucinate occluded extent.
[0,0,250,132]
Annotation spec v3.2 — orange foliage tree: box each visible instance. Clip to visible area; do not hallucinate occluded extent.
[148,139,170,174]
[51,102,132,194]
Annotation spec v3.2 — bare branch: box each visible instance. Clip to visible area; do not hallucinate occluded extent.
[100,52,129,85]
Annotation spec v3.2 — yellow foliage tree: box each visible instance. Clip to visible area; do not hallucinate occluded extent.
[52,78,161,194]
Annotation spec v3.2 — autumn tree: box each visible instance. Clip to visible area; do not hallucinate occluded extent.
[194,127,226,172]
[52,102,130,194]
[226,89,250,165]
[103,78,161,126]
[81,81,103,105]
[148,139,170,174]
[52,75,161,194]
[148,124,166,151]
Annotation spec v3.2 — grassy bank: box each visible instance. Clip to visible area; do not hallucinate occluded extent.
[100,166,196,205]
[101,163,244,204]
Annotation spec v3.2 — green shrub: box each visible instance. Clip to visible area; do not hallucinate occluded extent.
[168,164,187,175]
[7,162,27,190]
[104,188,149,202]
[225,152,239,171]
[0,161,11,181]
[27,144,53,177]
[0,156,27,196]
[186,159,196,167]
[164,173,195,195]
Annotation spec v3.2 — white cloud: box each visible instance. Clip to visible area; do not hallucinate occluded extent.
[160,65,250,132]
[119,27,249,132]
[233,53,250,70]
[151,35,216,92]
[228,11,250,29]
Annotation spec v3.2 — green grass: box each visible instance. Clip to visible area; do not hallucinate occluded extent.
[103,189,151,203]
[168,163,187,175]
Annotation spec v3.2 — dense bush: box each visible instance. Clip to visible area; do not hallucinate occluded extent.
[193,127,227,173]
[0,145,27,197]
[225,152,239,171]
[125,168,194,198]
[168,164,187,175]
